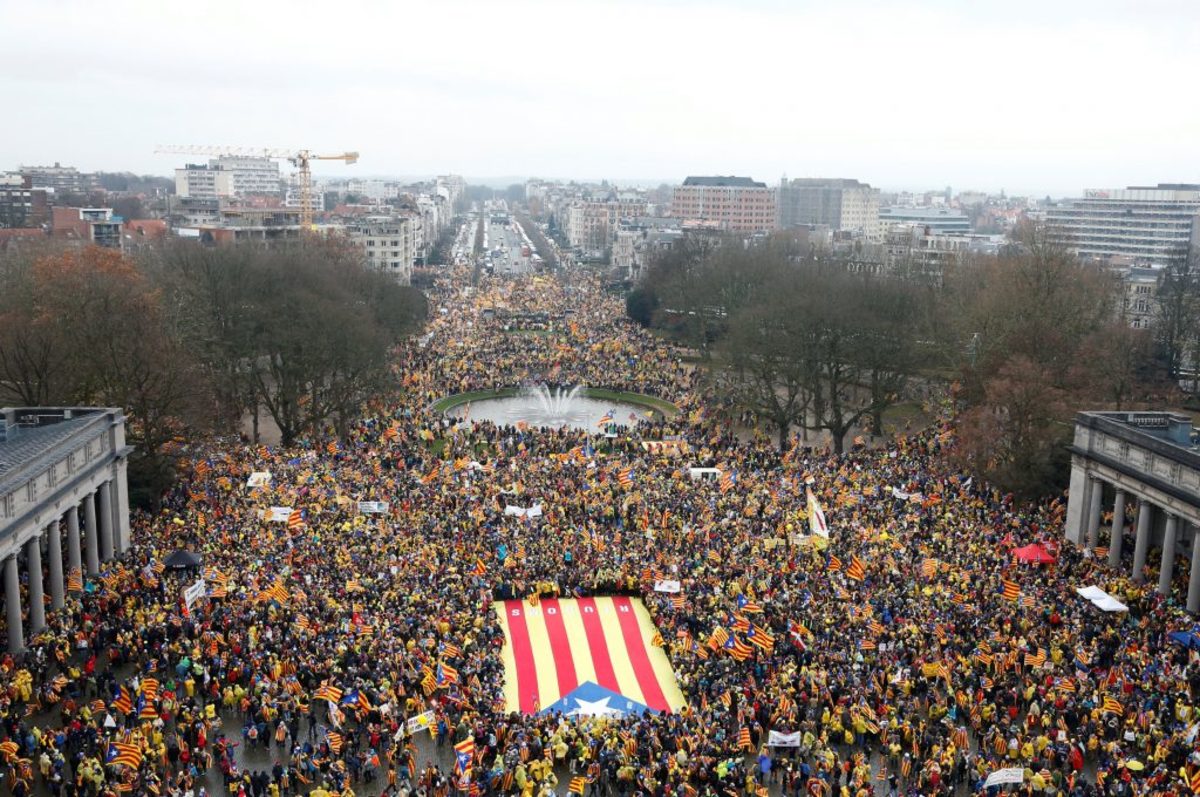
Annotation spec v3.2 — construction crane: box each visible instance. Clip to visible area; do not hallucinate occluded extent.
[154,145,359,228]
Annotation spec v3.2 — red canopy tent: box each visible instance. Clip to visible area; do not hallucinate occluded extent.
[1013,543,1056,564]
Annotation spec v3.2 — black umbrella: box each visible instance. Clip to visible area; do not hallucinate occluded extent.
[163,549,202,570]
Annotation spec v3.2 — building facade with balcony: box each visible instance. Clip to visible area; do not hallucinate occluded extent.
[566,197,648,252]
[50,207,123,249]
[346,215,419,284]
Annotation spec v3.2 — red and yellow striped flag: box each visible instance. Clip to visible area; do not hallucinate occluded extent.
[494,596,684,715]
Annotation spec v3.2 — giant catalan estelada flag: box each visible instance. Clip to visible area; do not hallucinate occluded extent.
[495,596,685,716]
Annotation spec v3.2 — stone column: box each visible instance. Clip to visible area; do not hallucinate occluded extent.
[66,506,82,575]
[46,520,64,611]
[98,482,114,562]
[1108,490,1126,569]
[1064,464,1089,545]
[114,460,131,554]
[1187,529,1200,614]
[1086,478,1104,549]
[1132,501,1153,583]
[24,536,44,634]
[1159,514,1179,596]
[84,492,100,575]
[4,556,22,653]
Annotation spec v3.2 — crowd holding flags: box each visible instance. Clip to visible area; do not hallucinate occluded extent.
[453,737,474,785]
[736,593,763,614]
[617,467,634,488]
[106,741,143,769]
[4,269,1199,797]
[436,660,459,687]
[314,683,343,703]
[111,685,133,715]
[845,554,866,582]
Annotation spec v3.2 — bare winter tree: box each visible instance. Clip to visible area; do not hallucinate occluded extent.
[1153,252,1200,381]
[719,279,819,451]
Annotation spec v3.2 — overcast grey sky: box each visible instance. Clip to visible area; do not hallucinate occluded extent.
[1,0,1196,196]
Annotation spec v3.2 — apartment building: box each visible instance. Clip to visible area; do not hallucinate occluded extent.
[50,207,122,249]
[613,218,685,282]
[346,215,419,284]
[670,176,775,234]
[777,178,880,240]
[0,175,49,229]
[1046,184,1200,268]
[1121,267,1160,330]
[878,206,971,234]
[19,163,96,195]
[436,174,467,211]
[175,156,282,200]
[173,207,303,246]
[882,224,969,282]
[566,196,647,252]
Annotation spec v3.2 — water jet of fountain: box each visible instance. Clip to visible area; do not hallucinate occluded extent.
[522,383,585,423]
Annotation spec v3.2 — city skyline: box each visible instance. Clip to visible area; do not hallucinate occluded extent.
[2,0,1198,196]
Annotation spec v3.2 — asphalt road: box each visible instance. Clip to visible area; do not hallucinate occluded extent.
[486,219,533,276]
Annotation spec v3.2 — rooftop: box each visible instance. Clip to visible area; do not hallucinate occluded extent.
[880,207,969,219]
[0,409,120,497]
[784,178,873,189]
[1076,411,1200,464]
[681,176,766,188]
[1128,183,1200,191]
[0,417,97,480]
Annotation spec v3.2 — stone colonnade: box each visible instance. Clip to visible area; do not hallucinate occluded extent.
[3,479,125,652]
[1067,470,1200,613]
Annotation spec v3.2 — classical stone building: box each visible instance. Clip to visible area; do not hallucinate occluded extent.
[0,408,132,651]
[1064,411,1200,611]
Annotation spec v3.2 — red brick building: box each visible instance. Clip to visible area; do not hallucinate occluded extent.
[670,176,776,234]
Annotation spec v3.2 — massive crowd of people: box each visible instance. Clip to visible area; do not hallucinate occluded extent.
[2,266,1199,797]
